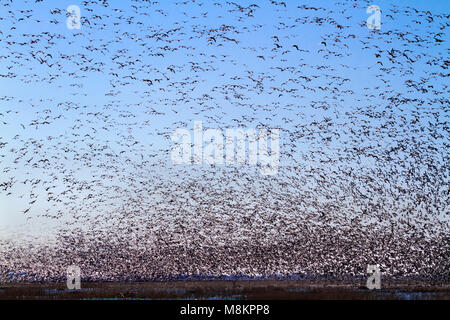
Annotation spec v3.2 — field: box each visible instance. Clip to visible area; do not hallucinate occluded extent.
[1,279,449,300]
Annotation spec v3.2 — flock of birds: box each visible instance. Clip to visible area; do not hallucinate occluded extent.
[0,0,449,282]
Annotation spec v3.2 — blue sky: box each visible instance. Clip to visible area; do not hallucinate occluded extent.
[0,0,448,240]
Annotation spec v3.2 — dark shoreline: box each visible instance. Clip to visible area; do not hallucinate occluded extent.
[1,279,449,300]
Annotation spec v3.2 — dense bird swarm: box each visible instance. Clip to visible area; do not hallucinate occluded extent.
[0,0,449,282]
